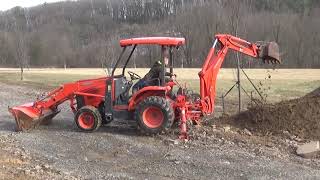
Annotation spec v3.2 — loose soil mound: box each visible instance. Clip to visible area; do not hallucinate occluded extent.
[306,87,320,97]
[220,87,320,140]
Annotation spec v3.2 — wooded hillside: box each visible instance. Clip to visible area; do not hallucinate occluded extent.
[0,0,319,68]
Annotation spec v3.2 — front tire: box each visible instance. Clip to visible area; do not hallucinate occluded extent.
[75,106,102,132]
[135,96,174,134]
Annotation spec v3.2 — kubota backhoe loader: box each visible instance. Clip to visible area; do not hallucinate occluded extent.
[8,34,280,138]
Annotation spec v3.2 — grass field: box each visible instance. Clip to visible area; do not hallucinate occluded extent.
[0,68,319,103]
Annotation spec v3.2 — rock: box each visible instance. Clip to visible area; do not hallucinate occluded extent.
[265,142,273,148]
[164,153,172,158]
[21,155,28,159]
[254,148,263,155]
[243,128,252,136]
[84,156,88,162]
[35,165,42,171]
[221,160,231,165]
[296,141,320,158]
[201,131,207,138]
[282,130,292,139]
[290,135,297,141]
[174,160,180,164]
[293,136,303,142]
[223,126,231,132]
[63,171,71,176]
[24,169,31,175]
[43,164,50,169]
[174,140,180,145]
[165,139,179,145]
[57,153,65,157]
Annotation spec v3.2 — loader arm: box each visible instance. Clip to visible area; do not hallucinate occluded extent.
[9,77,107,131]
[198,34,280,114]
[34,79,106,111]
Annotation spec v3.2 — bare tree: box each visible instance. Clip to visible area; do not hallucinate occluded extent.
[0,0,319,69]
[10,33,29,80]
[9,7,30,80]
[97,36,120,75]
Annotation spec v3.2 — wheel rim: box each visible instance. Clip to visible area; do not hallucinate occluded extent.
[142,106,164,128]
[78,112,95,129]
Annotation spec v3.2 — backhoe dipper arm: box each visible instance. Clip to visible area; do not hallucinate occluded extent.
[199,34,280,114]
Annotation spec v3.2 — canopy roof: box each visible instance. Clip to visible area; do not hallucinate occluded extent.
[120,37,185,47]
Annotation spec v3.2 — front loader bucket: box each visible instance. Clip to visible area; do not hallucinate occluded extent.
[8,103,59,131]
[259,42,281,64]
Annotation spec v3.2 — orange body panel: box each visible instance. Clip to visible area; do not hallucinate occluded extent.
[120,37,185,47]
[128,86,170,111]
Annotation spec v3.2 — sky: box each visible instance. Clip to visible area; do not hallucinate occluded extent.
[0,0,75,11]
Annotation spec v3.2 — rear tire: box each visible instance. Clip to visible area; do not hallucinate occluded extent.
[135,96,174,135]
[75,106,102,132]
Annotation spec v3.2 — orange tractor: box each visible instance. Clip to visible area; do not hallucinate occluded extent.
[9,34,280,139]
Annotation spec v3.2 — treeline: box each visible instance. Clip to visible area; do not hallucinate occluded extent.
[0,0,319,69]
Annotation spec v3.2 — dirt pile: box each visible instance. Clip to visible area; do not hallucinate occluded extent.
[306,87,320,97]
[219,87,320,140]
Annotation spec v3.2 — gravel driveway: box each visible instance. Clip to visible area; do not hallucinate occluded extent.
[1,82,320,179]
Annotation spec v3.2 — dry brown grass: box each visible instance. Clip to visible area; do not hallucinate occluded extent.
[1,68,319,80]
[0,68,319,102]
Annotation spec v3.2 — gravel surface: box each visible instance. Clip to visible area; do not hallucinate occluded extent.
[1,82,320,179]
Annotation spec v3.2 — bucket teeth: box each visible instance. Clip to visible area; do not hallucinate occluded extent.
[259,42,281,64]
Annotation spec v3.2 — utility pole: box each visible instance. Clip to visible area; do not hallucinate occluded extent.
[235,17,241,113]
[236,49,241,113]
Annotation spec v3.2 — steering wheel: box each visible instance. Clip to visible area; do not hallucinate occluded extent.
[128,71,141,80]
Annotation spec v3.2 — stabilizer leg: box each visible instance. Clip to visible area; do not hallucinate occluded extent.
[179,107,188,140]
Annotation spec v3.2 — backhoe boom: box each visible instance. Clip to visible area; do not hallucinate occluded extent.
[199,34,280,114]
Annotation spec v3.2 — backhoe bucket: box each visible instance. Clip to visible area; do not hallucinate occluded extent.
[259,42,281,64]
[8,103,59,131]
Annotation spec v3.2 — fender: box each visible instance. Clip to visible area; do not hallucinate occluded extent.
[128,86,171,111]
